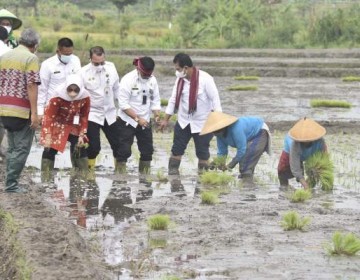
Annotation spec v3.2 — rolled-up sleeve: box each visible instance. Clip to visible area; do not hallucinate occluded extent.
[289,142,304,180]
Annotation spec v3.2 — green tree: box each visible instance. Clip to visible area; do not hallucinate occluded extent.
[109,0,138,15]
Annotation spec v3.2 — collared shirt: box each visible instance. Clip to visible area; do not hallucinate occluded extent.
[217,117,265,161]
[118,69,161,128]
[0,40,10,57]
[165,70,222,133]
[81,61,120,126]
[0,45,40,119]
[38,54,81,115]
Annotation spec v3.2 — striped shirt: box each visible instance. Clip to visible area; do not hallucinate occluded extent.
[0,45,40,119]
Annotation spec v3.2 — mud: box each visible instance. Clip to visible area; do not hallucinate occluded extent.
[1,72,360,279]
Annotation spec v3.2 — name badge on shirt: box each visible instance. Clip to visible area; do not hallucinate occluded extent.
[73,115,80,125]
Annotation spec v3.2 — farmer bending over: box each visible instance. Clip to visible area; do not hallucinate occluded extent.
[277,117,327,189]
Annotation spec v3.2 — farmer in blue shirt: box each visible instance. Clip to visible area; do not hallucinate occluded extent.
[277,117,327,189]
[200,112,271,182]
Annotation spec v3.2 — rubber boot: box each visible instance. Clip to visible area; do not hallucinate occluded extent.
[168,157,181,175]
[88,158,96,181]
[139,160,151,175]
[198,161,209,175]
[41,158,55,182]
[115,161,127,174]
[75,157,89,178]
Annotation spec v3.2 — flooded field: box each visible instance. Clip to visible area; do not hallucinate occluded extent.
[1,73,360,280]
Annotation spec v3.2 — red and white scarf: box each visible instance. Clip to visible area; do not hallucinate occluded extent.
[175,67,199,114]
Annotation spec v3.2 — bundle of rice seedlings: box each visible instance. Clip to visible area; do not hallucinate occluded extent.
[147,214,170,230]
[201,191,219,205]
[342,76,360,82]
[200,171,234,186]
[290,189,312,203]
[234,75,259,81]
[310,99,351,108]
[305,152,334,190]
[325,231,360,256]
[281,211,311,231]
[226,85,258,91]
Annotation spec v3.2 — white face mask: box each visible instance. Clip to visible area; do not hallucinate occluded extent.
[60,54,72,64]
[2,26,11,34]
[175,69,186,79]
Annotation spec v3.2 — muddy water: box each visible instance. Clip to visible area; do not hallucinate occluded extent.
[23,76,360,279]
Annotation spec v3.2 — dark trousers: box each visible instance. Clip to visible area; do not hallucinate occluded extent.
[86,119,122,160]
[171,122,213,160]
[42,134,87,161]
[117,118,154,162]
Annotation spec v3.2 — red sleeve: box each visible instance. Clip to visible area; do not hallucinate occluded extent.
[42,98,60,135]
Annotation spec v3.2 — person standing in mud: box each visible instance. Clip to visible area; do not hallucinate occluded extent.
[200,112,271,184]
[0,8,22,49]
[80,46,123,176]
[159,53,222,175]
[0,28,40,193]
[38,37,81,118]
[117,56,161,174]
[40,74,90,179]
[277,117,327,189]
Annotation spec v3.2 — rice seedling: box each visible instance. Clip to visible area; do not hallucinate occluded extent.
[310,99,352,108]
[160,99,168,106]
[325,231,360,256]
[210,156,227,170]
[200,171,235,186]
[305,152,334,191]
[161,275,181,280]
[290,188,312,202]
[280,211,311,231]
[147,214,170,230]
[226,85,258,91]
[201,190,219,205]
[342,76,360,82]
[156,170,168,182]
[149,238,167,248]
[234,75,259,81]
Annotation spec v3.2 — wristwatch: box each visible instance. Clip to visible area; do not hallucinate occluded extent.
[134,116,139,122]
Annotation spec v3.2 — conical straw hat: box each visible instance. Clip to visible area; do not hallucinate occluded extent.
[289,117,326,142]
[200,112,238,135]
[0,9,22,30]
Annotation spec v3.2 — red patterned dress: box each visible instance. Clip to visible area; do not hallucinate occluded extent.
[40,97,90,153]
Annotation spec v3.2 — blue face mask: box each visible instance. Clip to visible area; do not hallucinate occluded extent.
[60,54,72,64]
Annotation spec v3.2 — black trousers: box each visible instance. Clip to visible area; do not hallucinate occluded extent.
[86,119,123,160]
[117,118,154,162]
[42,134,87,161]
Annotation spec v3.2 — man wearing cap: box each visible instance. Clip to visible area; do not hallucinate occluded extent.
[0,9,22,48]
[117,56,161,174]
[80,46,123,176]
[160,53,222,175]
[277,118,327,189]
[200,112,271,183]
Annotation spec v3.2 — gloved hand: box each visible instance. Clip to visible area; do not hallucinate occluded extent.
[226,157,239,169]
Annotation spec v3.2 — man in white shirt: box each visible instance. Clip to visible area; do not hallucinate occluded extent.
[38,37,81,117]
[80,46,123,175]
[160,53,222,175]
[118,56,161,174]
[0,26,11,163]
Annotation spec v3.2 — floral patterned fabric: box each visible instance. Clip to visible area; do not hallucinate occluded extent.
[40,97,90,152]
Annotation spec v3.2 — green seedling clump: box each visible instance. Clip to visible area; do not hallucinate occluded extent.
[200,171,234,186]
[161,99,168,106]
[201,191,219,205]
[281,211,311,231]
[325,231,360,256]
[210,156,227,170]
[147,214,170,230]
[234,76,259,81]
[290,189,312,202]
[305,152,334,190]
[226,85,258,91]
[310,99,352,108]
[342,76,360,82]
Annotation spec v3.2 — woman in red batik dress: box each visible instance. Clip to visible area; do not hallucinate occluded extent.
[40,74,90,179]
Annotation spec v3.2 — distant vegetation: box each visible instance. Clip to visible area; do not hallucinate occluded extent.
[226,85,258,91]
[5,0,360,52]
[342,76,360,82]
[310,99,352,108]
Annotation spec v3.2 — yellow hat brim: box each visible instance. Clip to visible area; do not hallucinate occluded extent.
[200,112,238,135]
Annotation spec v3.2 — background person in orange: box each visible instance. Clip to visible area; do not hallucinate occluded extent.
[40,74,90,179]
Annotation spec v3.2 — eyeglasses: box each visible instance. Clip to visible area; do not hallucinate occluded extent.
[92,61,105,66]
[67,86,80,93]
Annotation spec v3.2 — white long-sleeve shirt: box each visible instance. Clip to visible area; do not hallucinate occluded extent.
[165,70,222,133]
[81,62,120,126]
[118,69,161,128]
[38,54,81,115]
[0,40,10,56]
